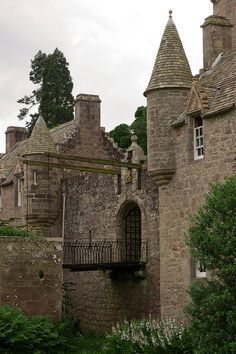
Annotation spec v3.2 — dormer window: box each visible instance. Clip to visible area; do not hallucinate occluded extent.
[194,117,204,160]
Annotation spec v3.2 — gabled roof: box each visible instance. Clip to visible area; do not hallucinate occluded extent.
[144,11,192,96]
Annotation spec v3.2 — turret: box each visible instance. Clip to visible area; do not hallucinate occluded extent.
[23,117,59,227]
[144,11,192,186]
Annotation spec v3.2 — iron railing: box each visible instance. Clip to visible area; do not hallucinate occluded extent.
[63,240,148,270]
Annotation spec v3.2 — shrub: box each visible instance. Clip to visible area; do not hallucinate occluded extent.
[103,317,193,354]
[186,175,236,353]
[0,220,32,237]
[0,305,72,353]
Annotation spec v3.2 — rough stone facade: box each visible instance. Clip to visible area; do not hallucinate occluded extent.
[63,169,159,332]
[158,110,236,318]
[0,237,62,317]
[0,0,236,333]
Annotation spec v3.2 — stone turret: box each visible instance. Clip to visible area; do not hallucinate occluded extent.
[144,11,192,186]
[23,117,59,227]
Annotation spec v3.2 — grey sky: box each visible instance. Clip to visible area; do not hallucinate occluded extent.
[0,0,212,153]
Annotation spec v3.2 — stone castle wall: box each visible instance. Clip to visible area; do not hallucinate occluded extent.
[63,167,160,332]
[159,110,236,318]
[0,237,63,317]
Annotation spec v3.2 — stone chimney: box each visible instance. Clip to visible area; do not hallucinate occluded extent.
[211,0,236,47]
[201,15,233,69]
[74,94,105,158]
[5,126,27,154]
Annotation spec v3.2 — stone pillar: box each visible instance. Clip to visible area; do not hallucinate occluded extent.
[201,15,233,69]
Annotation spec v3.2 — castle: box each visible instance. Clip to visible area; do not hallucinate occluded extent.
[0,0,236,332]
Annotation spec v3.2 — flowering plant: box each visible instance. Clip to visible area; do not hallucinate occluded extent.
[103,317,192,354]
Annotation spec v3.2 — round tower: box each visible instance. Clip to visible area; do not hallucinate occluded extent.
[144,11,192,186]
[23,116,59,227]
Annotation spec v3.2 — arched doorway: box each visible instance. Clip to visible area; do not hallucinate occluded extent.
[122,202,141,262]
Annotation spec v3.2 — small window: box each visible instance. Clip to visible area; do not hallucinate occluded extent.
[17,179,22,207]
[33,171,37,186]
[194,117,204,160]
[196,261,206,278]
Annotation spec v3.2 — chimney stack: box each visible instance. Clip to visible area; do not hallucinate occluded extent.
[5,126,27,154]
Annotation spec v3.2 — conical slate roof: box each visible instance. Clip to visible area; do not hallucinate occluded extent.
[144,11,192,96]
[24,116,57,155]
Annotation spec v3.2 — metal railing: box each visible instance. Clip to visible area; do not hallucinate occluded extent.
[63,240,148,268]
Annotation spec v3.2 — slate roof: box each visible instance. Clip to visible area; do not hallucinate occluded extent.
[23,116,57,155]
[200,50,236,117]
[0,140,28,180]
[172,49,236,126]
[144,12,192,95]
[50,120,76,146]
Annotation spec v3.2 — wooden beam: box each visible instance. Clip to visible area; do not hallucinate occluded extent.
[23,159,121,175]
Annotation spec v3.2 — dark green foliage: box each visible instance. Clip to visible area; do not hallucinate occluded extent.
[18,48,74,134]
[130,106,147,153]
[0,220,32,237]
[109,106,147,154]
[0,306,73,353]
[186,175,236,353]
[73,334,104,354]
[40,48,74,129]
[109,123,131,150]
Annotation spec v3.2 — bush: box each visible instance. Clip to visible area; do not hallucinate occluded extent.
[0,220,32,237]
[103,317,193,354]
[0,305,73,353]
[186,175,236,353]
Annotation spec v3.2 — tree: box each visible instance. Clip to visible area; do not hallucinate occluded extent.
[109,106,147,153]
[186,175,236,353]
[109,123,131,151]
[130,106,147,153]
[18,48,74,133]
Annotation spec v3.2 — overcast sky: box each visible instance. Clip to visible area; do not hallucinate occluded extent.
[0,0,212,153]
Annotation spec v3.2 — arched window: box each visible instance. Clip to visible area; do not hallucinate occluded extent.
[123,203,141,262]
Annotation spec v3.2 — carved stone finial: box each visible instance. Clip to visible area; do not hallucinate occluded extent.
[169,10,173,17]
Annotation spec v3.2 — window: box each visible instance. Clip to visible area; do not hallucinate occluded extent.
[123,203,141,262]
[33,171,37,186]
[194,117,204,160]
[196,261,206,278]
[17,179,22,207]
